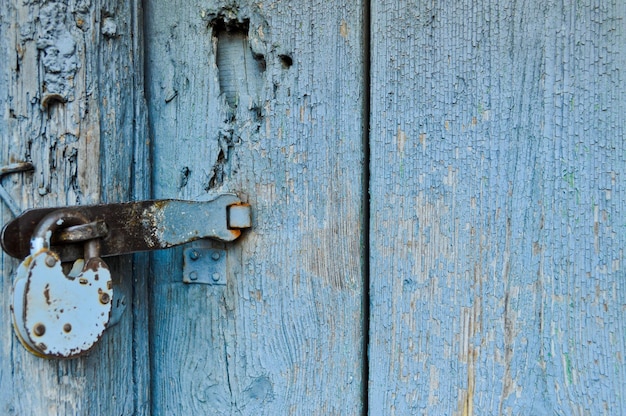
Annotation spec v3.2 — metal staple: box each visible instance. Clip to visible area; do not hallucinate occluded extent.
[0,162,34,216]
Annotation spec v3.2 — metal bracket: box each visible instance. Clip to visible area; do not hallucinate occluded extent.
[183,247,226,285]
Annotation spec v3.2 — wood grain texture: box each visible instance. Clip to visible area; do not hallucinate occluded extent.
[144,0,365,413]
[369,1,626,414]
[0,0,149,414]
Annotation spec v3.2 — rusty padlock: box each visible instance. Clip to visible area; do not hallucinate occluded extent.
[11,210,112,358]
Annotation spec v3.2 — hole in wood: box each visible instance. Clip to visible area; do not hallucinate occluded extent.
[212,18,265,109]
[279,54,293,69]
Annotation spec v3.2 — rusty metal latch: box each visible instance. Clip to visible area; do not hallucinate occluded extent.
[2,194,251,262]
[2,193,251,359]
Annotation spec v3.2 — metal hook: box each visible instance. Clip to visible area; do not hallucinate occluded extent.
[0,162,34,216]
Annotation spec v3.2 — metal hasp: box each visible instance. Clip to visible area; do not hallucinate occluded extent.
[4,194,250,359]
[1,194,252,262]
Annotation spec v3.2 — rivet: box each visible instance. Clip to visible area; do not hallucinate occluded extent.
[33,323,46,337]
[189,250,200,261]
[99,292,110,304]
[63,323,72,333]
[189,271,198,281]
[211,252,221,261]
[45,255,57,268]
[211,272,221,282]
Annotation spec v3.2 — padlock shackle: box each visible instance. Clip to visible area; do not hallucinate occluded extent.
[31,210,92,254]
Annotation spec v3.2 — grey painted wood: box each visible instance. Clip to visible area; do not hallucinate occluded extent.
[369,1,626,414]
[0,1,149,414]
[144,0,365,413]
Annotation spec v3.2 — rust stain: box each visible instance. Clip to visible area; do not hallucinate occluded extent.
[498,219,516,413]
[419,133,427,151]
[459,353,475,416]
[44,284,51,305]
[396,127,406,154]
[458,295,481,416]
[340,20,348,39]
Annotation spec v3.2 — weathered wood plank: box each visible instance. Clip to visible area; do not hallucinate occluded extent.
[0,1,149,414]
[145,0,365,413]
[369,0,626,414]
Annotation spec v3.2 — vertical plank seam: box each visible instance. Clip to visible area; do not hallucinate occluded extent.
[362,0,372,414]
[131,0,152,414]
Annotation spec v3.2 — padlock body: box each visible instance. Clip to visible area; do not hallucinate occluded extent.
[11,256,45,357]
[12,248,112,358]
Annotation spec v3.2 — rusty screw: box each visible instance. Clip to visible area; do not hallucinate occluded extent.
[45,255,57,268]
[63,323,72,333]
[33,323,46,337]
[99,292,110,305]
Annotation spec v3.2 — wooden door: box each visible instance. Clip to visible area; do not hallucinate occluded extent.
[0,1,150,414]
[368,1,626,414]
[1,0,625,415]
[143,1,365,413]
[1,0,366,413]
